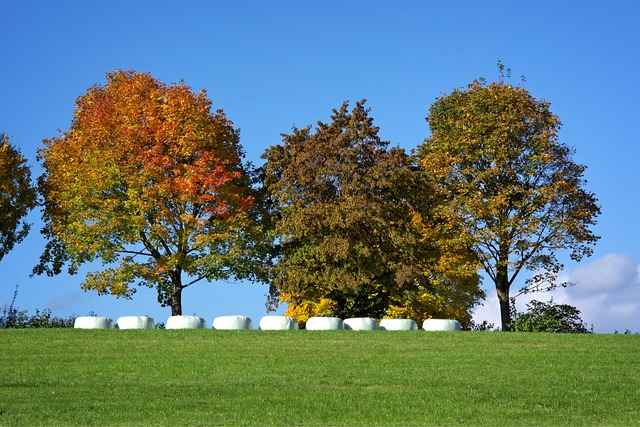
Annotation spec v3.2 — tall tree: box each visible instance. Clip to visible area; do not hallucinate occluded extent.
[418,73,600,330]
[262,100,483,321]
[37,70,260,315]
[0,133,37,263]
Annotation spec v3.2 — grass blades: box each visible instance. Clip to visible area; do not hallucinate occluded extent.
[0,330,638,426]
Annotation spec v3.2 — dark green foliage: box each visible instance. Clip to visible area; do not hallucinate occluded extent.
[0,285,76,328]
[466,319,499,332]
[511,299,593,333]
[0,308,76,329]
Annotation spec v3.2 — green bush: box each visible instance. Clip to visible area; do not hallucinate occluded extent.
[1,306,76,328]
[1,285,76,328]
[511,299,593,333]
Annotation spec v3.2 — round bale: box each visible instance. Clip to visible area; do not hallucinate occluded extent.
[379,319,418,331]
[166,315,206,329]
[422,319,461,331]
[344,317,378,330]
[74,316,114,329]
[212,315,253,330]
[116,316,155,330]
[305,317,344,330]
[259,316,299,330]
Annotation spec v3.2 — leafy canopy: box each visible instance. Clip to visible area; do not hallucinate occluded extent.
[37,70,258,314]
[263,100,483,321]
[419,72,600,330]
[0,133,37,263]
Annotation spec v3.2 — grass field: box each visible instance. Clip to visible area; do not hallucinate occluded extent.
[0,330,638,426]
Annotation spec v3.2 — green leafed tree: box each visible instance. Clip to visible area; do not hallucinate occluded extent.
[418,69,600,331]
[0,133,37,263]
[262,100,483,321]
[36,70,264,315]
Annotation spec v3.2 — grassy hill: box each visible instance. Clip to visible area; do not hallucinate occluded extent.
[0,329,638,426]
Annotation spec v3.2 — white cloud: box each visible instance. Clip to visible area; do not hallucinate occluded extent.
[569,253,640,295]
[470,292,501,329]
[472,253,640,333]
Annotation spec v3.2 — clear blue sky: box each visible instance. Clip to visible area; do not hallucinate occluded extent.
[1,0,639,332]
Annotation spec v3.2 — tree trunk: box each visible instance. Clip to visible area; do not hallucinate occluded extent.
[169,270,183,316]
[496,247,511,331]
[171,286,183,316]
[497,287,511,331]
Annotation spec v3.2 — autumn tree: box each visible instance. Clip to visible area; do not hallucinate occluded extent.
[418,71,600,331]
[0,133,37,264]
[37,70,261,315]
[262,100,483,322]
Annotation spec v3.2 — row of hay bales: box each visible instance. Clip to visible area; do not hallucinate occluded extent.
[74,315,462,331]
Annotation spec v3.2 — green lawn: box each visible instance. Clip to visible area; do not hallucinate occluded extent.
[0,329,638,426]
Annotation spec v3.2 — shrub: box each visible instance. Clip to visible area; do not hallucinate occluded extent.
[465,319,498,332]
[1,284,76,328]
[511,299,593,333]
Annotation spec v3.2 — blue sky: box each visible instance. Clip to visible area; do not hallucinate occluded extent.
[1,0,639,332]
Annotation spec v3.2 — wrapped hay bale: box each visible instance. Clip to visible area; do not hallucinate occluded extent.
[343,317,378,330]
[74,316,114,329]
[379,319,418,331]
[165,315,206,329]
[422,319,461,331]
[116,316,155,330]
[305,317,344,330]
[212,315,253,330]
[259,316,299,330]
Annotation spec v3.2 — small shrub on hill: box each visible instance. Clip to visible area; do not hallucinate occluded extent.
[510,299,593,333]
[465,319,498,331]
[1,284,76,328]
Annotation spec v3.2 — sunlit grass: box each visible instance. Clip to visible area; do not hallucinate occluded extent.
[0,330,638,426]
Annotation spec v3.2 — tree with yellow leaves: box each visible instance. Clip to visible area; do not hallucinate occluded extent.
[418,67,600,330]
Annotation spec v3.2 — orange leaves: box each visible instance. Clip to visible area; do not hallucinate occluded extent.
[38,70,259,313]
[0,133,38,262]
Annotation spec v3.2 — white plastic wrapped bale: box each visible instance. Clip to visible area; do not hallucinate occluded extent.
[305,317,344,330]
[116,316,155,330]
[165,315,206,329]
[343,317,378,330]
[422,319,461,331]
[74,316,114,329]
[212,315,253,330]
[379,319,418,331]
[258,316,299,330]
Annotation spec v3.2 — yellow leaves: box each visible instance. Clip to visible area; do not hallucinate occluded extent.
[281,293,337,328]
[419,75,599,329]
[384,291,441,321]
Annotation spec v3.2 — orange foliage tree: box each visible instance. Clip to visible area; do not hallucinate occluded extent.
[0,133,37,263]
[36,70,262,315]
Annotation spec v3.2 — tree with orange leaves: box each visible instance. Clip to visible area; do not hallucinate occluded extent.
[0,133,37,263]
[36,70,262,315]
